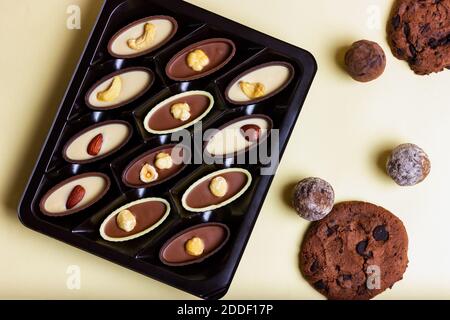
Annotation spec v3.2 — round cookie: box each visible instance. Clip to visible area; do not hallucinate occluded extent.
[300,201,408,300]
[344,40,386,82]
[388,0,450,75]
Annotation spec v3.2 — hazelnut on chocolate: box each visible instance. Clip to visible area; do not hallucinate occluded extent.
[155,152,173,170]
[185,237,205,256]
[140,163,158,183]
[209,176,228,197]
[116,209,137,232]
[170,102,191,121]
[186,49,210,71]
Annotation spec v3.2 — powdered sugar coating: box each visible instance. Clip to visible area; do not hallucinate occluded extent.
[386,143,431,186]
[292,177,335,221]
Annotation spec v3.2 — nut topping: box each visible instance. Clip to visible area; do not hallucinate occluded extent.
[66,185,86,210]
[116,209,136,232]
[170,102,191,121]
[155,152,173,170]
[239,81,265,99]
[97,76,122,102]
[209,176,228,197]
[87,133,103,156]
[186,49,210,71]
[140,163,158,183]
[127,23,156,50]
[240,124,261,142]
[185,237,205,256]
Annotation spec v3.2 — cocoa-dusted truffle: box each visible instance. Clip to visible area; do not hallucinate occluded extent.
[386,143,431,186]
[292,177,335,221]
[344,40,386,82]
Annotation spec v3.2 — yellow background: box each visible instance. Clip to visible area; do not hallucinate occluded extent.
[1,0,449,299]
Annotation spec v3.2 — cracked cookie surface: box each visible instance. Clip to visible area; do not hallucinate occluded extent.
[300,201,409,300]
[388,0,450,75]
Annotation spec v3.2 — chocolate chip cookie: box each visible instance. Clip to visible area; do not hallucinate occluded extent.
[388,0,450,75]
[300,201,408,300]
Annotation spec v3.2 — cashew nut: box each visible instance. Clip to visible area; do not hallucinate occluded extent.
[127,23,156,50]
[97,76,122,102]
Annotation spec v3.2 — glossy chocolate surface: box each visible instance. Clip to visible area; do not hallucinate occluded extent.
[108,15,178,59]
[104,200,167,238]
[85,67,154,110]
[160,223,230,266]
[63,120,132,164]
[144,91,214,134]
[165,38,236,81]
[204,114,273,157]
[122,144,187,188]
[225,61,295,105]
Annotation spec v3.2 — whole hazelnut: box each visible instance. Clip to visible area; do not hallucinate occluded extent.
[116,209,137,232]
[344,40,386,82]
[292,177,335,221]
[185,237,205,256]
[209,176,228,197]
[386,143,431,186]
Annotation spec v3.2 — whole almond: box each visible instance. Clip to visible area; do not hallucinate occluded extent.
[87,133,103,156]
[66,185,86,210]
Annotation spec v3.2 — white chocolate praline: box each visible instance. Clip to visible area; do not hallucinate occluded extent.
[143,91,214,134]
[65,123,130,161]
[99,198,171,242]
[111,19,175,56]
[181,168,252,213]
[228,64,291,102]
[43,176,108,214]
[206,117,270,156]
[88,70,151,108]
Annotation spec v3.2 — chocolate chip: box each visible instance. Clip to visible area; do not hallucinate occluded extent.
[403,23,411,38]
[343,274,352,281]
[419,23,430,34]
[392,15,400,29]
[310,260,320,273]
[373,225,389,241]
[313,280,328,292]
[429,38,438,48]
[396,47,405,56]
[409,44,417,57]
[356,240,368,256]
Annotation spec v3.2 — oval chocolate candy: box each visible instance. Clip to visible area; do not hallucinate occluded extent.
[122,144,187,188]
[225,61,295,105]
[39,173,110,217]
[165,38,236,81]
[204,114,273,157]
[181,168,252,212]
[143,90,214,134]
[99,197,170,242]
[159,222,230,266]
[85,67,154,110]
[108,15,178,59]
[63,120,132,164]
